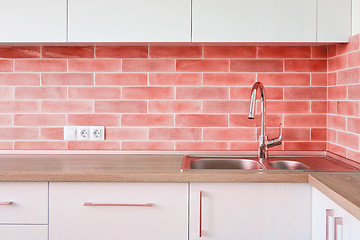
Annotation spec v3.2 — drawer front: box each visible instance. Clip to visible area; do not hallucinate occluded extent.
[49,183,188,240]
[0,225,47,240]
[0,183,48,224]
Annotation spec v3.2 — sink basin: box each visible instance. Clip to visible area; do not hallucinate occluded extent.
[268,160,309,170]
[190,158,263,170]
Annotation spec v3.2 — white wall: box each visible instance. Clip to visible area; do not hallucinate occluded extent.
[353,0,360,35]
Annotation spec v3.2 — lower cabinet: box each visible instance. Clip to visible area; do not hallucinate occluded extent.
[49,183,188,240]
[189,183,311,240]
[312,187,360,240]
[0,225,48,240]
[0,182,48,240]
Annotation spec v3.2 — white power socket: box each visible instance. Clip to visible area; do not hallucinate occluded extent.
[64,126,105,141]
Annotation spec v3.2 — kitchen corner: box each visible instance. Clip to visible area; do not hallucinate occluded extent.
[0,0,359,239]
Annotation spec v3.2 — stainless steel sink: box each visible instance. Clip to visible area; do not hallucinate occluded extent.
[189,158,263,170]
[268,160,309,170]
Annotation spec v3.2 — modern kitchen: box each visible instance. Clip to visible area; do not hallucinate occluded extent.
[0,0,359,239]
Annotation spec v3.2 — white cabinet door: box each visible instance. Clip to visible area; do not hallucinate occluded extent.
[69,0,191,42]
[189,183,311,240]
[49,182,188,240]
[0,0,66,42]
[0,182,48,224]
[318,0,351,42]
[192,0,316,42]
[312,187,360,240]
[0,225,47,240]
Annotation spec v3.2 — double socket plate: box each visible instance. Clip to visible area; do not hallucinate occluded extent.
[64,126,105,141]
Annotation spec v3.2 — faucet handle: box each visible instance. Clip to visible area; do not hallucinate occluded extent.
[267,123,283,148]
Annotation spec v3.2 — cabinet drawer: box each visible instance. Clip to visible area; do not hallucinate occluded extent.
[0,225,47,240]
[0,183,48,224]
[49,183,188,240]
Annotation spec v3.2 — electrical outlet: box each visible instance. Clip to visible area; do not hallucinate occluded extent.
[64,126,105,141]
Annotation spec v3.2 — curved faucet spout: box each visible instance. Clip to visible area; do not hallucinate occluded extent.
[248,82,266,137]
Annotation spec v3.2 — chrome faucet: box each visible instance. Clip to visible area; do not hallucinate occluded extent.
[248,82,282,164]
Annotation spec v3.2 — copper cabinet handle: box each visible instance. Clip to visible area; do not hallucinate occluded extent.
[199,191,203,238]
[326,209,335,240]
[334,217,343,240]
[0,201,12,205]
[83,202,153,207]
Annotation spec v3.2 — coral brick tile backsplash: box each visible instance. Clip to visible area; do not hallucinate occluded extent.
[1,40,359,160]
[328,34,360,163]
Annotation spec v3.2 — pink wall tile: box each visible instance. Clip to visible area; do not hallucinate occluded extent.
[96,46,148,58]
[14,114,66,126]
[150,46,202,58]
[337,68,360,85]
[258,46,311,58]
[257,73,310,86]
[105,128,147,140]
[0,101,40,113]
[284,87,327,100]
[148,101,201,113]
[203,73,255,86]
[15,87,66,99]
[0,60,13,72]
[42,73,94,86]
[177,59,229,72]
[203,128,256,141]
[348,51,360,67]
[40,128,64,140]
[123,87,174,99]
[15,59,66,72]
[95,73,147,86]
[176,87,228,99]
[0,128,39,140]
[121,114,174,127]
[312,46,328,58]
[176,114,228,127]
[285,60,327,72]
[149,73,202,86]
[123,59,175,72]
[42,46,94,58]
[68,59,121,72]
[176,142,228,151]
[311,73,327,86]
[68,141,121,150]
[149,128,201,140]
[0,46,40,58]
[14,141,67,150]
[202,101,248,113]
[94,101,147,113]
[204,46,256,58]
[68,114,120,127]
[231,60,283,72]
[0,73,40,85]
[123,141,174,151]
[68,87,121,99]
[42,100,93,113]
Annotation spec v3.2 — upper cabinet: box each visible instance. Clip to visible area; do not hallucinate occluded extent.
[192,0,317,42]
[68,0,191,42]
[0,0,351,43]
[318,0,352,42]
[0,0,66,42]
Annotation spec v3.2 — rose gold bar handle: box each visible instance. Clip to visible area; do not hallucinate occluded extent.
[83,202,154,207]
[326,209,335,240]
[334,217,343,240]
[0,202,12,205]
[199,191,203,238]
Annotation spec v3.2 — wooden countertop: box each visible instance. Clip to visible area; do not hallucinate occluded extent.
[0,154,359,220]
